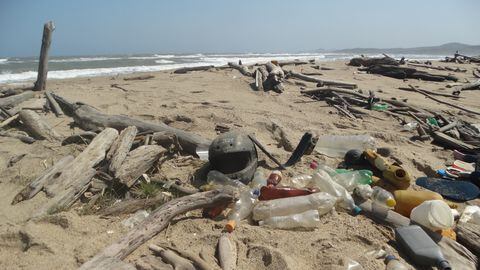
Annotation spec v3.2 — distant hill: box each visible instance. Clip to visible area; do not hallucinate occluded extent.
[330,43,480,56]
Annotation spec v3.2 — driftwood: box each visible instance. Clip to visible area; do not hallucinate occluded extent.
[11,155,74,204]
[407,63,466,73]
[174,65,214,74]
[473,69,480,79]
[301,87,368,99]
[100,193,170,216]
[433,131,477,153]
[116,145,166,187]
[397,87,461,98]
[136,255,174,270]
[289,71,357,89]
[277,60,309,66]
[152,245,215,270]
[34,21,55,91]
[45,91,63,116]
[456,80,480,91]
[456,222,480,256]
[51,94,210,156]
[0,91,35,108]
[149,245,196,270]
[18,110,61,141]
[150,176,199,195]
[363,65,458,82]
[78,189,235,270]
[0,114,19,128]
[123,75,154,81]
[108,126,138,175]
[253,69,264,91]
[217,234,237,270]
[408,85,480,116]
[263,63,285,92]
[0,83,34,94]
[228,62,252,77]
[265,119,295,152]
[62,131,97,145]
[348,56,403,67]
[0,131,36,144]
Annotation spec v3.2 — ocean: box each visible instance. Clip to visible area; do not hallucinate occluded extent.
[0,52,443,84]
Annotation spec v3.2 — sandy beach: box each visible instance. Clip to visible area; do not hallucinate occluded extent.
[1,59,479,269]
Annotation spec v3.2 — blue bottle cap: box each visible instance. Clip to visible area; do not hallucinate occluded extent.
[384,254,396,263]
[352,206,362,215]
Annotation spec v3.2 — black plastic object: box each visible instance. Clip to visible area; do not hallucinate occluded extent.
[416,177,480,201]
[283,132,317,167]
[344,149,363,166]
[395,225,451,270]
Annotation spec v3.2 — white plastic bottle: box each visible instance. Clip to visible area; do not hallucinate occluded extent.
[250,170,267,190]
[225,189,259,232]
[315,134,376,158]
[385,255,408,270]
[259,209,320,230]
[371,186,396,208]
[311,171,361,214]
[252,192,336,221]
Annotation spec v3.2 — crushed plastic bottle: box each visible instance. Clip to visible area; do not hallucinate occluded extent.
[372,187,396,208]
[314,135,376,158]
[225,189,259,232]
[311,171,361,215]
[121,210,149,229]
[290,174,313,188]
[252,192,336,221]
[258,209,320,230]
[385,255,408,270]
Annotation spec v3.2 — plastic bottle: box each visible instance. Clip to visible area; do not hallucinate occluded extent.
[290,174,313,188]
[250,170,267,190]
[258,186,316,201]
[333,170,373,191]
[394,190,443,217]
[314,134,376,158]
[384,255,408,270]
[267,170,282,186]
[402,122,419,131]
[225,189,259,232]
[371,187,396,208]
[311,171,361,215]
[206,170,247,190]
[395,225,451,270]
[258,209,319,230]
[410,200,454,231]
[353,184,373,200]
[252,192,336,221]
[372,103,388,111]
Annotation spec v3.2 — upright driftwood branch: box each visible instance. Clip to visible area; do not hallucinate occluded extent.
[79,189,235,270]
[34,21,55,91]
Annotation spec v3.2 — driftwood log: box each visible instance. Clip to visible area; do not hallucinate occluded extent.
[149,245,196,270]
[277,60,310,66]
[78,189,235,270]
[217,234,237,270]
[11,155,74,204]
[136,255,174,270]
[0,91,35,109]
[348,56,402,67]
[456,222,480,256]
[407,63,466,73]
[0,114,19,128]
[18,110,61,141]
[363,65,458,82]
[100,193,170,216]
[432,131,478,153]
[51,94,210,156]
[397,87,461,99]
[253,69,264,91]
[456,80,480,91]
[45,91,64,116]
[150,176,199,195]
[174,65,214,74]
[123,75,154,81]
[34,21,55,91]
[108,126,138,174]
[0,131,36,144]
[228,62,252,77]
[61,131,97,145]
[289,71,357,89]
[116,145,166,187]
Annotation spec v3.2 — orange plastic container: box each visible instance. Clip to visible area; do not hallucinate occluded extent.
[393,190,443,217]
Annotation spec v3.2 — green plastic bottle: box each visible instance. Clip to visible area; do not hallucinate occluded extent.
[333,170,373,191]
[372,103,388,111]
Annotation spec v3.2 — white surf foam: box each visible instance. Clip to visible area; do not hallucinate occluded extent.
[154,59,175,64]
[49,57,122,63]
[0,59,8,64]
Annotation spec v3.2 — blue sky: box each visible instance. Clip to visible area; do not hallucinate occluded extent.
[1,0,479,57]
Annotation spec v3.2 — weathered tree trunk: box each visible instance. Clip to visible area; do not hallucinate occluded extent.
[348,56,402,67]
[11,155,74,205]
[217,234,237,270]
[136,255,174,270]
[149,245,196,270]
[457,80,480,91]
[52,94,210,156]
[108,126,137,175]
[254,69,264,91]
[363,65,458,82]
[78,189,235,270]
[116,145,166,187]
[18,110,61,141]
[174,65,214,74]
[456,222,480,256]
[100,193,170,216]
[433,131,477,153]
[228,62,252,77]
[277,60,310,66]
[34,21,55,91]
[45,91,63,116]
[0,91,35,108]
[289,71,357,89]
[123,75,154,81]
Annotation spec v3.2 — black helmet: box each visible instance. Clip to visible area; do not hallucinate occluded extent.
[208,131,258,184]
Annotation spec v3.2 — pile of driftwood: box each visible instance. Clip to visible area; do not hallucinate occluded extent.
[443,52,480,64]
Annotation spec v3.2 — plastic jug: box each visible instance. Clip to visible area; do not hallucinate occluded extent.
[252,192,335,221]
[225,189,259,232]
[364,150,411,189]
[384,255,408,270]
[371,187,396,208]
[315,134,376,158]
[410,200,454,231]
[258,186,316,201]
[394,190,443,217]
[258,209,319,230]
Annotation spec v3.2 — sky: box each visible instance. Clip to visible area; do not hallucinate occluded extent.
[1,0,480,57]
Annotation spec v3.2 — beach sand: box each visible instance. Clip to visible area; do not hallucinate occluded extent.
[1,60,479,269]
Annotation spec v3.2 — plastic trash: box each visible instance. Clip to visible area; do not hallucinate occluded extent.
[333,170,373,191]
[410,200,454,231]
[225,189,259,232]
[364,149,411,189]
[290,174,313,188]
[384,255,408,270]
[371,187,396,208]
[258,186,316,201]
[311,171,361,214]
[345,259,364,270]
[267,170,282,186]
[250,170,267,190]
[459,205,480,224]
[372,103,388,111]
[121,210,149,229]
[353,184,373,200]
[206,170,247,190]
[314,134,376,158]
[402,122,419,131]
[259,209,320,230]
[394,190,443,217]
[395,225,451,270]
[252,192,336,221]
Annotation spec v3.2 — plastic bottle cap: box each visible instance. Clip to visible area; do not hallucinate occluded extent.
[225,220,236,233]
[310,161,318,169]
[384,254,396,263]
[386,198,396,208]
[352,206,362,215]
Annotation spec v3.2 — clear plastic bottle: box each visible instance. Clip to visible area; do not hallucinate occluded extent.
[384,255,408,270]
[250,170,267,190]
[314,134,376,158]
[258,209,320,230]
[252,192,336,221]
[207,170,246,190]
[333,170,373,191]
[290,174,313,188]
[311,172,361,215]
[372,187,396,208]
[354,184,373,200]
[225,189,259,232]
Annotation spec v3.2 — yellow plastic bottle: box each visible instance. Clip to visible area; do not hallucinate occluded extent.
[393,190,443,217]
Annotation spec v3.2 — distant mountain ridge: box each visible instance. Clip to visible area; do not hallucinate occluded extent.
[329,43,480,56]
